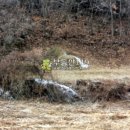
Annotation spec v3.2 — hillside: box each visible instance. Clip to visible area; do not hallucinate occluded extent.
[0,0,130,129]
[1,0,130,67]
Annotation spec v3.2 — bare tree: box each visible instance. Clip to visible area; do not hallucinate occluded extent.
[90,0,94,35]
[110,0,114,36]
[40,0,49,17]
[119,0,122,37]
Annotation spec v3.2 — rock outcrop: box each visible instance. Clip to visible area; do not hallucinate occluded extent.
[24,78,81,102]
[0,88,13,100]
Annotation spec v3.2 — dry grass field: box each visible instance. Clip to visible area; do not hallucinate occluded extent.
[1,66,130,130]
[0,100,130,130]
[52,67,130,83]
[1,0,130,129]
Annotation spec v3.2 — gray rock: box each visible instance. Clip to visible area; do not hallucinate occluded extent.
[2,91,13,100]
[33,78,81,102]
[0,88,4,96]
[0,88,13,100]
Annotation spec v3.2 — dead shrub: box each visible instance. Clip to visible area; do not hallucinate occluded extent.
[53,22,86,39]
[44,46,64,60]
[76,80,128,102]
[106,84,126,101]
[0,49,43,99]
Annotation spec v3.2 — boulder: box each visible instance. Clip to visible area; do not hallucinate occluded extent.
[0,88,13,100]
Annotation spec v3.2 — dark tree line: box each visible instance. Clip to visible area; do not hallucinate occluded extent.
[0,0,130,47]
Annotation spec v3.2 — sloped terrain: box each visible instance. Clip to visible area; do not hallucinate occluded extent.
[0,1,130,129]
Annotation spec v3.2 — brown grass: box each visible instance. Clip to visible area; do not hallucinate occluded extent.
[52,67,130,83]
[0,100,130,130]
[0,48,43,98]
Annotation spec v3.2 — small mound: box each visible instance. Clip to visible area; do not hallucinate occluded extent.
[76,79,130,102]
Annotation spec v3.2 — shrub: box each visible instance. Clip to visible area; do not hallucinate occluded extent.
[0,49,43,99]
[44,47,64,60]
